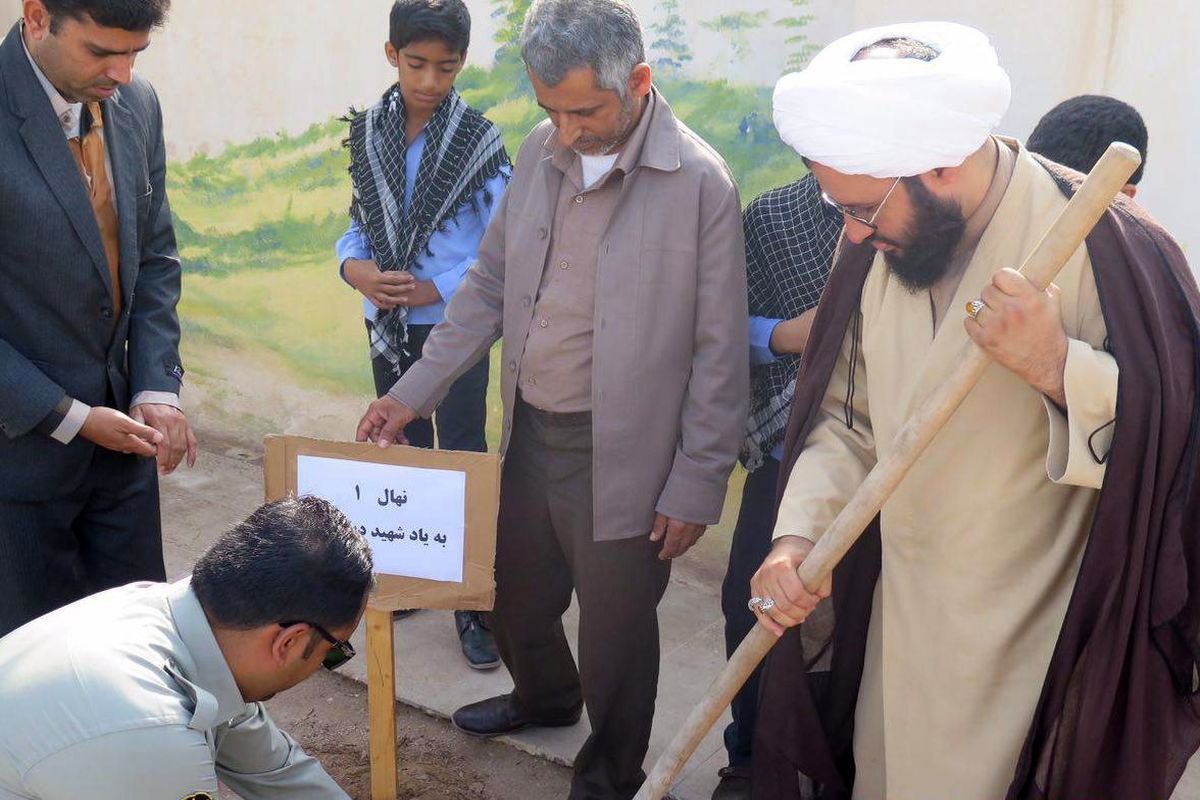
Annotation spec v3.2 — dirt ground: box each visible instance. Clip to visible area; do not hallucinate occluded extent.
[218,670,571,800]
[165,430,573,800]
[180,426,1200,800]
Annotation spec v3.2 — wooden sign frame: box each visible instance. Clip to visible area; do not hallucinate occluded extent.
[263,435,501,799]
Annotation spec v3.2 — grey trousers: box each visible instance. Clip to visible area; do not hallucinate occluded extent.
[493,400,671,800]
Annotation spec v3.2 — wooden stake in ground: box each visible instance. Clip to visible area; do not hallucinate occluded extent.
[261,437,501,800]
[367,606,399,800]
[634,142,1142,800]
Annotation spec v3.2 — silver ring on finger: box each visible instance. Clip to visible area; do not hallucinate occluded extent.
[757,597,776,613]
[966,298,985,320]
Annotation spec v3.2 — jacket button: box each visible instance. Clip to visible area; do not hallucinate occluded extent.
[508,360,516,372]
[100,307,113,319]
[522,296,531,308]
[537,228,548,240]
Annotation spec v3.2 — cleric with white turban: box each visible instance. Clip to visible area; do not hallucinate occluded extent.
[773,21,1011,178]
[765,22,1016,294]
[747,20,1187,800]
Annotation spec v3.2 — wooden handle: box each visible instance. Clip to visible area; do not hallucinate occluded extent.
[634,143,1142,800]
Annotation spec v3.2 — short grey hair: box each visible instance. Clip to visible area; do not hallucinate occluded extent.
[520,0,647,99]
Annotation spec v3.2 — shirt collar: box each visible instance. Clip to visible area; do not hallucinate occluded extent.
[165,578,248,725]
[20,22,82,138]
[957,136,1018,257]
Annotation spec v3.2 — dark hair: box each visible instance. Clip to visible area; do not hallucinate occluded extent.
[43,0,170,32]
[1027,94,1148,185]
[853,36,940,63]
[389,0,471,55]
[192,496,375,632]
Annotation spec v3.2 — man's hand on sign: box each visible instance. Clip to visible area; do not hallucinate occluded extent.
[356,396,419,448]
[965,268,1069,407]
[649,513,706,560]
[344,258,417,310]
[750,534,831,637]
[79,406,162,458]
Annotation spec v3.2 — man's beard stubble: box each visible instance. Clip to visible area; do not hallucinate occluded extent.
[881,177,968,294]
[573,97,636,156]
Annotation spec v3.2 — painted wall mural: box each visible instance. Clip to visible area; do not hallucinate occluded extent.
[1,0,1194,447]
[164,0,813,445]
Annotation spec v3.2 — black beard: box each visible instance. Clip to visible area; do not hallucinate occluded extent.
[883,178,968,293]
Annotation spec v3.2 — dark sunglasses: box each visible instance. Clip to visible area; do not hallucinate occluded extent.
[280,620,356,671]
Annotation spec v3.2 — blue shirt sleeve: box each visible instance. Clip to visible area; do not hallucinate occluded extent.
[749,315,783,366]
[335,219,372,285]
[429,167,512,307]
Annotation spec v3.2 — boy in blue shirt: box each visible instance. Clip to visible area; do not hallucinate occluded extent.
[336,0,509,670]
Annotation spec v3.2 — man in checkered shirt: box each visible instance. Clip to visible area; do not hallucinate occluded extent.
[714,174,842,800]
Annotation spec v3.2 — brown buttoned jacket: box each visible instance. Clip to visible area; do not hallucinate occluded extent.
[391,91,749,541]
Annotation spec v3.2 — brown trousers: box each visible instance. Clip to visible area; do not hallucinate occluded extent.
[494,401,671,800]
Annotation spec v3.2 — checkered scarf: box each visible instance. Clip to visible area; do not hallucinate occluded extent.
[347,85,509,368]
[741,174,843,471]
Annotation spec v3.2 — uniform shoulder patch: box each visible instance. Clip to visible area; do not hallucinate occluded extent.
[180,794,213,800]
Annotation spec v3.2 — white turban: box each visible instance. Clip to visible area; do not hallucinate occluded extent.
[772,22,1012,178]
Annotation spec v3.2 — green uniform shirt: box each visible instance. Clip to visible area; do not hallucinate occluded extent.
[0,579,348,800]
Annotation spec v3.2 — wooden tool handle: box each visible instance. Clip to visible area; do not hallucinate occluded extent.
[634,142,1142,800]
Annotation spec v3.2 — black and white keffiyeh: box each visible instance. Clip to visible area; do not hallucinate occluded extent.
[741,174,843,471]
[347,85,510,369]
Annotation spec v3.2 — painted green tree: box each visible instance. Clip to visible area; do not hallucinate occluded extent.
[701,11,769,62]
[490,0,533,91]
[776,0,820,71]
[649,0,693,74]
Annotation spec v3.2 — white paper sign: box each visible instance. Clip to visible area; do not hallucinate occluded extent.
[296,455,467,583]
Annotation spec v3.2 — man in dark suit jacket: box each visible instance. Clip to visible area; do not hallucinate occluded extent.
[0,0,196,638]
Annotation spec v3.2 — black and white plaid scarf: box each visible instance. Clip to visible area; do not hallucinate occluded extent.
[346,85,510,369]
[741,174,843,471]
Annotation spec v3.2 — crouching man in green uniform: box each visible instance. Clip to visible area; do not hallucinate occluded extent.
[0,496,374,800]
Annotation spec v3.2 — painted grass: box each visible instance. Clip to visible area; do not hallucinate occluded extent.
[179,258,371,392]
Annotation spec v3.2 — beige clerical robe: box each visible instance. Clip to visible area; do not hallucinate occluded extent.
[773,141,1120,800]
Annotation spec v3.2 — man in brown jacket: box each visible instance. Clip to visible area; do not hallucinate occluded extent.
[356,1,748,796]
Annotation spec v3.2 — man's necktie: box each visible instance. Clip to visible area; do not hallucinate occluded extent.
[67,101,121,321]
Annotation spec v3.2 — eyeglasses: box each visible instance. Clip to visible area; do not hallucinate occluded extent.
[821,176,902,234]
[280,620,356,671]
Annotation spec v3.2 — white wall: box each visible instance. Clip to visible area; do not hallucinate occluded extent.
[3,0,1195,256]
[822,0,1196,256]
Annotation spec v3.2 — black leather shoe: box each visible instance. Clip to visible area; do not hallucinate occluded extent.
[711,766,751,800]
[455,611,500,670]
[451,693,582,738]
